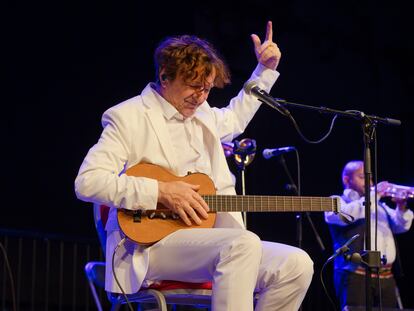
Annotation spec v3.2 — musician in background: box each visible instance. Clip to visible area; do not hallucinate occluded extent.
[325,160,413,310]
[75,21,313,311]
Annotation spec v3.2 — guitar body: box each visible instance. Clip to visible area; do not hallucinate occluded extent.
[118,163,218,245]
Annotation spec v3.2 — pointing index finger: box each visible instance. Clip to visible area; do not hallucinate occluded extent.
[265,21,273,42]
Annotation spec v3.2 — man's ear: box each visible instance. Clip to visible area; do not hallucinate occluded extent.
[159,69,168,87]
[158,68,167,83]
[343,175,349,188]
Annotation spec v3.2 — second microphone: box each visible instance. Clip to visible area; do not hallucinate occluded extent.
[263,146,296,159]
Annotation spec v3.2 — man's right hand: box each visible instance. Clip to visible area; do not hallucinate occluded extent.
[158,181,209,226]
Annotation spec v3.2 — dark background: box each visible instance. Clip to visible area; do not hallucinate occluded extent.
[4,1,414,309]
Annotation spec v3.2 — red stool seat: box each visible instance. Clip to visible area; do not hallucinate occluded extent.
[149,280,212,291]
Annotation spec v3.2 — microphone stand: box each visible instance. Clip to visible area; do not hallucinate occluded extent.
[233,139,257,228]
[262,97,401,311]
[361,116,382,311]
[278,154,326,251]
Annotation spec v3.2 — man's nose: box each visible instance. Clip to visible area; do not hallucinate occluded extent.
[193,90,208,102]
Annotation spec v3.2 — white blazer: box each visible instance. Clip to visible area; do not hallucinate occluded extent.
[75,64,279,293]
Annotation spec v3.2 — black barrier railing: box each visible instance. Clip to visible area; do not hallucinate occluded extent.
[0,228,107,311]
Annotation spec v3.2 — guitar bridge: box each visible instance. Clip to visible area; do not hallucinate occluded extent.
[132,210,142,223]
[148,211,168,220]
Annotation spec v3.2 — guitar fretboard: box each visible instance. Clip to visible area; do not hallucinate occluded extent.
[201,195,338,213]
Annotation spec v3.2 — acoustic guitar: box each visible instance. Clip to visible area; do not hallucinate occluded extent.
[117,163,339,245]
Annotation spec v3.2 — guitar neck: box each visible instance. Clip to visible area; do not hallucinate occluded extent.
[201,195,339,213]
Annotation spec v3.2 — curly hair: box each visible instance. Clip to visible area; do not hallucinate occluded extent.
[154,35,231,88]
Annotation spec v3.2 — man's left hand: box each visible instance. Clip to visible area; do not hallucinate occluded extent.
[251,21,282,70]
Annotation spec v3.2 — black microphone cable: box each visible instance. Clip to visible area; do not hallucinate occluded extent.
[282,110,338,144]
[244,80,339,144]
[320,259,339,311]
[112,238,135,311]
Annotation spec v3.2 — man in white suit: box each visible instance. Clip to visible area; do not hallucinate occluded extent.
[75,21,313,311]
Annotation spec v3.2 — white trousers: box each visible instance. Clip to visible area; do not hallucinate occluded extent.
[144,228,314,311]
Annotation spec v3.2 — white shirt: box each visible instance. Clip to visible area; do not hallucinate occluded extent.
[325,189,413,264]
[156,91,213,179]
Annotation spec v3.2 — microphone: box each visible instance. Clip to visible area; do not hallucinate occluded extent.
[263,147,296,159]
[243,81,290,116]
[327,234,360,262]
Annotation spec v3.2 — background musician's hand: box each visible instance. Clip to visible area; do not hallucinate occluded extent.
[376,181,408,211]
[158,181,209,226]
[394,198,408,211]
[376,181,390,197]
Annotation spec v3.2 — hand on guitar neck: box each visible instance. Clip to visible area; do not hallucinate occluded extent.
[158,180,209,226]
